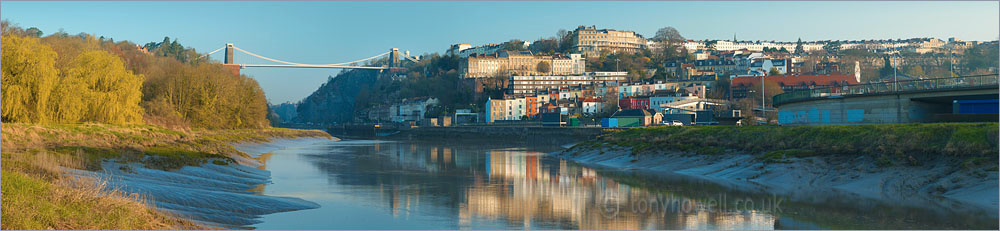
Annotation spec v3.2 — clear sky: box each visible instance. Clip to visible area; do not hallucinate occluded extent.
[3,1,998,103]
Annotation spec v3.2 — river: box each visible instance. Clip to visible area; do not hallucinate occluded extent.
[247,138,998,229]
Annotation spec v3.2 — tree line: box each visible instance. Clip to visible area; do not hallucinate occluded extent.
[1,21,269,129]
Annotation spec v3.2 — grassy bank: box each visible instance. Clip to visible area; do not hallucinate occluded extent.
[1,123,331,229]
[574,123,998,167]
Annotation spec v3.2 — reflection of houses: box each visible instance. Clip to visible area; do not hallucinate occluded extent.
[465,151,777,229]
[345,141,780,229]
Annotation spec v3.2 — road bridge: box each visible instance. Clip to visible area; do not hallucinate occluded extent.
[773,74,998,125]
[199,43,420,75]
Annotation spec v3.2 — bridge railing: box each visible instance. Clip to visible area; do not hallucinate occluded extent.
[773,74,999,106]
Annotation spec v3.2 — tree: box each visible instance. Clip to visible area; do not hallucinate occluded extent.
[501,40,527,51]
[904,65,925,77]
[740,78,785,123]
[25,27,42,37]
[653,27,686,61]
[528,39,558,55]
[708,77,731,100]
[704,40,718,51]
[962,44,1000,72]
[795,38,804,54]
[823,41,841,54]
[652,27,685,43]
[536,61,551,74]
[879,56,894,78]
[557,29,577,53]
[779,47,789,53]
[51,50,144,124]
[1,35,59,122]
[768,67,781,76]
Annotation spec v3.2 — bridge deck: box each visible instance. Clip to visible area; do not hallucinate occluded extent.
[773,74,998,107]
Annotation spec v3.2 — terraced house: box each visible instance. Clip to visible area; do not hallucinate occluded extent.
[573,25,648,57]
[462,51,586,78]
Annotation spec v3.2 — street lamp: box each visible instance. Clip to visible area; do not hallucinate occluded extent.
[892,53,898,91]
[761,75,765,116]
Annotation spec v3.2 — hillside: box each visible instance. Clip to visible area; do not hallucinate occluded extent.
[295,70,380,124]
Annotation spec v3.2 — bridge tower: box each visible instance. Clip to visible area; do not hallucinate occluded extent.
[388,48,400,68]
[224,43,235,64]
[222,43,241,76]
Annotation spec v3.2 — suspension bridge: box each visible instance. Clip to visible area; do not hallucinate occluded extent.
[199,43,420,75]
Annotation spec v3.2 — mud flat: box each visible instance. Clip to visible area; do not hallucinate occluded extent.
[555,145,999,217]
[63,137,337,229]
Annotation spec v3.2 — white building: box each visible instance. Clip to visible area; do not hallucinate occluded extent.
[508,71,626,95]
[582,98,605,115]
[749,59,787,76]
[391,97,440,122]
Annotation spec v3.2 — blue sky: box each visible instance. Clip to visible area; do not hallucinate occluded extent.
[3,1,997,103]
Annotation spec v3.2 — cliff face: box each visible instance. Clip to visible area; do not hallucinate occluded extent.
[295,70,378,124]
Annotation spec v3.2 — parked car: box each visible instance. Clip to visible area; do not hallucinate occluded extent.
[670,120,684,126]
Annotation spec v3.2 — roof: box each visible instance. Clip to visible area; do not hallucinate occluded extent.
[614,109,658,117]
[694,59,735,66]
[620,96,650,101]
[732,74,859,88]
[582,97,604,103]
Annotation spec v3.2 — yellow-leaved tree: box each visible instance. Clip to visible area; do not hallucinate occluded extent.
[50,50,144,124]
[1,35,59,123]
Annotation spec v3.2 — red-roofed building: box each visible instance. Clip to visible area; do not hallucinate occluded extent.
[540,103,560,114]
[731,74,860,99]
[618,97,650,110]
[582,97,605,115]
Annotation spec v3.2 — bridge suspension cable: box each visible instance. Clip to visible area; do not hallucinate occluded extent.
[400,53,420,63]
[230,45,396,68]
[232,46,309,65]
[197,46,226,59]
[319,51,392,66]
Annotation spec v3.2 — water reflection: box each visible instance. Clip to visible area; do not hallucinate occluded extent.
[255,139,997,230]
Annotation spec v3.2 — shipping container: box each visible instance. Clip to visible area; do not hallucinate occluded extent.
[601,118,618,127]
[955,99,999,114]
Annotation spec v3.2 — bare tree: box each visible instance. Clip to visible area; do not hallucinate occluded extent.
[536,62,551,74]
[652,27,685,43]
[652,27,687,60]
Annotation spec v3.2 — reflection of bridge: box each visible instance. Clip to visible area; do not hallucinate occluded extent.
[200,43,420,75]
[774,74,998,125]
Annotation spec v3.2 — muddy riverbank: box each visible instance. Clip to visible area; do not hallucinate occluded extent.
[555,145,999,217]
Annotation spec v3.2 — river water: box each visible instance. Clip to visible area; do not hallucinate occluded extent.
[249,138,998,230]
